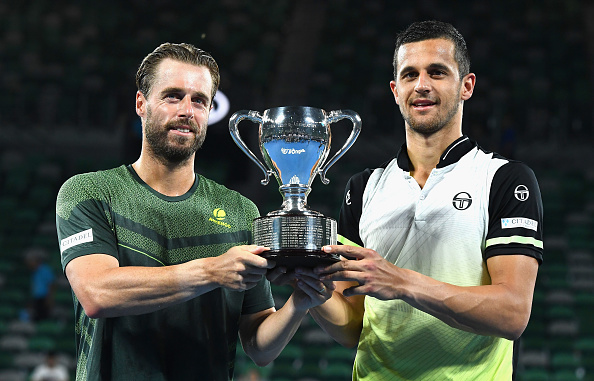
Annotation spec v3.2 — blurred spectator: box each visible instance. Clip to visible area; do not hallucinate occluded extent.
[30,351,70,381]
[25,248,55,321]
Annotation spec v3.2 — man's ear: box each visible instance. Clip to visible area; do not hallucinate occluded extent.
[390,80,399,105]
[136,91,147,117]
[461,73,476,101]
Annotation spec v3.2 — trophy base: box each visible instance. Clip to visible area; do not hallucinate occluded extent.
[253,214,338,268]
[260,249,340,268]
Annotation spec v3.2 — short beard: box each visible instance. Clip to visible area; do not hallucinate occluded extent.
[403,101,460,136]
[402,89,462,136]
[144,109,207,165]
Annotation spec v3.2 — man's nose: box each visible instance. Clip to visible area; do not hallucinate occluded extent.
[178,96,194,119]
[414,72,431,93]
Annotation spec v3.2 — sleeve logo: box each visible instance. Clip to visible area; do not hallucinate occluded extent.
[514,185,530,201]
[60,228,93,253]
[501,218,538,231]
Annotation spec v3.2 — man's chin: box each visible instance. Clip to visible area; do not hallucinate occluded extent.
[149,144,198,165]
[408,122,444,136]
[156,153,194,166]
[145,131,205,165]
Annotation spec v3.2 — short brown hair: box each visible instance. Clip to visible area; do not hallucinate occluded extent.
[393,21,470,81]
[136,43,220,102]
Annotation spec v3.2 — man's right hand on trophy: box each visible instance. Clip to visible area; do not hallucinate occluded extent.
[206,245,275,291]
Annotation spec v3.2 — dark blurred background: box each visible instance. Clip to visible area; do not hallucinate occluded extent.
[0,0,593,380]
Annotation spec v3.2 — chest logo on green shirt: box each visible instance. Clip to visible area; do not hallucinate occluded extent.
[209,208,232,228]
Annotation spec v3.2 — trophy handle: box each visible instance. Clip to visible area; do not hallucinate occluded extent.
[229,110,273,185]
[318,110,362,184]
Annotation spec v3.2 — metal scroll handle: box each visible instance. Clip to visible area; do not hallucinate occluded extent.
[318,110,362,185]
[228,110,273,185]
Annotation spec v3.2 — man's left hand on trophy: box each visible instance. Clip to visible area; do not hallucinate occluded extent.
[267,265,335,306]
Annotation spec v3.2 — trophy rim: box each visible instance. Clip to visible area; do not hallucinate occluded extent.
[263,106,324,113]
[261,106,328,119]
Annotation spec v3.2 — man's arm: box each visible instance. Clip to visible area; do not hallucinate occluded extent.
[307,280,365,348]
[65,245,273,318]
[318,245,539,341]
[238,303,305,367]
[266,267,365,349]
[238,268,341,366]
[395,253,537,340]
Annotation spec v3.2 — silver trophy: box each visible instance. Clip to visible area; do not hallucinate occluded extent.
[229,106,361,267]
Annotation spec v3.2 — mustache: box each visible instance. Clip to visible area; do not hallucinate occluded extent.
[166,118,198,132]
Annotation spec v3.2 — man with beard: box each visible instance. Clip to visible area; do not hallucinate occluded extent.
[289,21,543,380]
[56,43,330,381]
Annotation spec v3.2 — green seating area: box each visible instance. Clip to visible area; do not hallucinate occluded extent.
[516,167,594,381]
[0,152,75,380]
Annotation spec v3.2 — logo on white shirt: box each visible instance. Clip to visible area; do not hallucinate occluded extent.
[452,192,472,210]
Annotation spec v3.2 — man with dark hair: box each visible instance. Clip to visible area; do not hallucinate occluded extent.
[135,42,220,100]
[293,20,543,380]
[393,20,471,80]
[56,43,326,381]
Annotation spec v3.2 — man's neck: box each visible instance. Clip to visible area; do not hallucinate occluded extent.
[132,154,196,197]
[405,127,462,188]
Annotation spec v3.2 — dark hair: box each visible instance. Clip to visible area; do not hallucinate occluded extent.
[136,43,220,102]
[393,20,470,80]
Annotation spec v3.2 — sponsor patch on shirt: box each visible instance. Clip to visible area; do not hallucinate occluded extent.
[60,228,93,253]
[501,218,538,232]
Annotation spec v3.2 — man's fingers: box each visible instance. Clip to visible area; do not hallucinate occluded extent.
[243,247,275,269]
[320,271,357,283]
[242,273,267,284]
[297,279,330,297]
[244,266,270,276]
[342,284,363,297]
[322,245,369,260]
[243,246,274,268]
[247,245,271,254]
[266,267,296,286]
[266,266,286,281]
[314,256,357,276]
[295,268,336,290]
